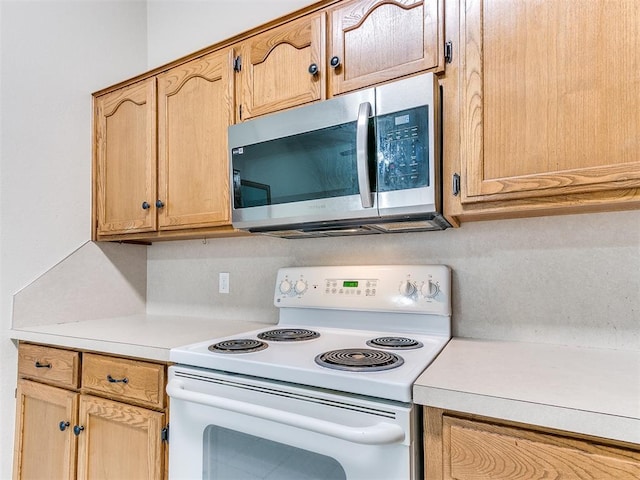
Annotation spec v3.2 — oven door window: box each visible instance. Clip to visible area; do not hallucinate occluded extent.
[203,425,346,480]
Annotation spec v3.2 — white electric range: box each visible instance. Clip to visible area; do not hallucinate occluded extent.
[167,265,451,480]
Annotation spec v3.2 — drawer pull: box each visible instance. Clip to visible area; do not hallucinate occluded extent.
[107,374,129,384]
[59,421,70,431]
[34,361,52,369]
[73,425,84,436]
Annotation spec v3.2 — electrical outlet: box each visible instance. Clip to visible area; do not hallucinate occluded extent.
[219,272,230,294]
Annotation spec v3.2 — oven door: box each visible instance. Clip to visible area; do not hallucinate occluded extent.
[167,366,420,480]
[228,88,378,231]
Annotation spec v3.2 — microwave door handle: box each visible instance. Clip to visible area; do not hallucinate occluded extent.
[356,101,374,208]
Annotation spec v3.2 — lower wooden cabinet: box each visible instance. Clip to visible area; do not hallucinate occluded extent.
[424,408,640,480]
[77,395,165,480]
[13,380,78,480]
[13,343,168,480]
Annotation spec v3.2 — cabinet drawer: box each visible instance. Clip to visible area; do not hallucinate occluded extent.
[81,353,166,409]
[18,343,80,389]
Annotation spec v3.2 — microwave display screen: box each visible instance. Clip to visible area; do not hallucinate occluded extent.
[342,281,358,288]
[376,106,429,192]
[232,121,361,209]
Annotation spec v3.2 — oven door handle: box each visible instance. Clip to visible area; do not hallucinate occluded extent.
[166,379,405,445]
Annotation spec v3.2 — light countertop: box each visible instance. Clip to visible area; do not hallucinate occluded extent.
[10,314,268,362]
[413,338,640,444]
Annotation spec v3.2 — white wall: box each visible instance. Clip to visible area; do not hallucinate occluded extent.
[146,0,319,68]
[0,1,147,476]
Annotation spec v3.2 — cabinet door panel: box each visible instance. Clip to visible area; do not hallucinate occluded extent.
[76,395,164,480]
[330,0,442,95]
[157,49,234,229]
[239,13,325,119]
[13,380,78,480]
[462,0,640,203]
[443,416,640,479]
[95,79,157,234]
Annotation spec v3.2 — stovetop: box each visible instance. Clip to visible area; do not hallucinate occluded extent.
[170,265,452,403]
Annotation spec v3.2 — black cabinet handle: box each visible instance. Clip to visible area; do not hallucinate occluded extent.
[107,374,129,384]
[142,201,151,210]
[330,56,341,68]
[59,421,70,432]
[308,63,319,75]
[34,361,51,369]
[155,200,165,208]
[73,425,84,436]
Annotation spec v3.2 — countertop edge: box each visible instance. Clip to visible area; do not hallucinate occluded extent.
[10,328,171,362]
[414,383,640,445]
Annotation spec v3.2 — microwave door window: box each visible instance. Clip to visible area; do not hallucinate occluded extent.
[232,122,359,209]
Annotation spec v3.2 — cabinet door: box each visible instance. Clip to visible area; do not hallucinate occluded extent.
[13,379,78,480]
[329,0,442,96]
[237,13,326,120]
[157,49,234,229]
[76,395,165,480]
[442,415,640,479]
[95,78,157,234]
[461,0,640,203]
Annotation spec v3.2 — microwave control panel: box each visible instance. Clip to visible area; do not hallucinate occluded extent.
[376,106,429,192]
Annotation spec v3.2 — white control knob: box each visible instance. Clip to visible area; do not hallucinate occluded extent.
[421,280,440,298]
[399,280,416,297]
[279,279,292,294]
[294,279,308,295]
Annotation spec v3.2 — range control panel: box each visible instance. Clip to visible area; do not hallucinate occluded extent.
[274,265,451,315]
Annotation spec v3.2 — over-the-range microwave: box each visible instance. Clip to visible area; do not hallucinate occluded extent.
[228,72,451,238]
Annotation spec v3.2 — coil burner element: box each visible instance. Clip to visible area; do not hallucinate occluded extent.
[257,329,320,342]
[314,349,404,372]
[208,339,268,354]
[366,337,424,350]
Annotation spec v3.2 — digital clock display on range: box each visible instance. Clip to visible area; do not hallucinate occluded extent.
[342,281,359,288]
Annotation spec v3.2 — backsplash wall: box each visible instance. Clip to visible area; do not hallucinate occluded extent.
[147,209,640,351]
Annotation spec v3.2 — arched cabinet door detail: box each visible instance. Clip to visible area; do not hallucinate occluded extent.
[157,49,235,229]
[236,13,326,120]
[95,78,157,235]
[329,0,443,96]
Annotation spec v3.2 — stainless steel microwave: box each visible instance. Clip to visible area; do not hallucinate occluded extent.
[228,72,450,238]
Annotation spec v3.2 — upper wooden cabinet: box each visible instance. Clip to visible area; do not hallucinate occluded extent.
[329,0,443,96]
[157,49,234,229]
[456,0,640,209]
[234,0,444,119]
[94,78,157,236]
[93,49,236,241]
[236,13,326,121]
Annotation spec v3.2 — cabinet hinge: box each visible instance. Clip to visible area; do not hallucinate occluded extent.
[239,104,243,121]
[161,424,169,443]
[444,41,453,64]
[233,55,242,72]
[452,173,461,196]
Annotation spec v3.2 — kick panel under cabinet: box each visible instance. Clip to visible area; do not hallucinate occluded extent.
[13,343,167,480]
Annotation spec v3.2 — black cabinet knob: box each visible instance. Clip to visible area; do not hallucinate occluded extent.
[155,200,165,208]
[308,63,319,75]
[142,201,151,210]
[73,425,85,436]
[59,421,70,432]
[330,56,341,68]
